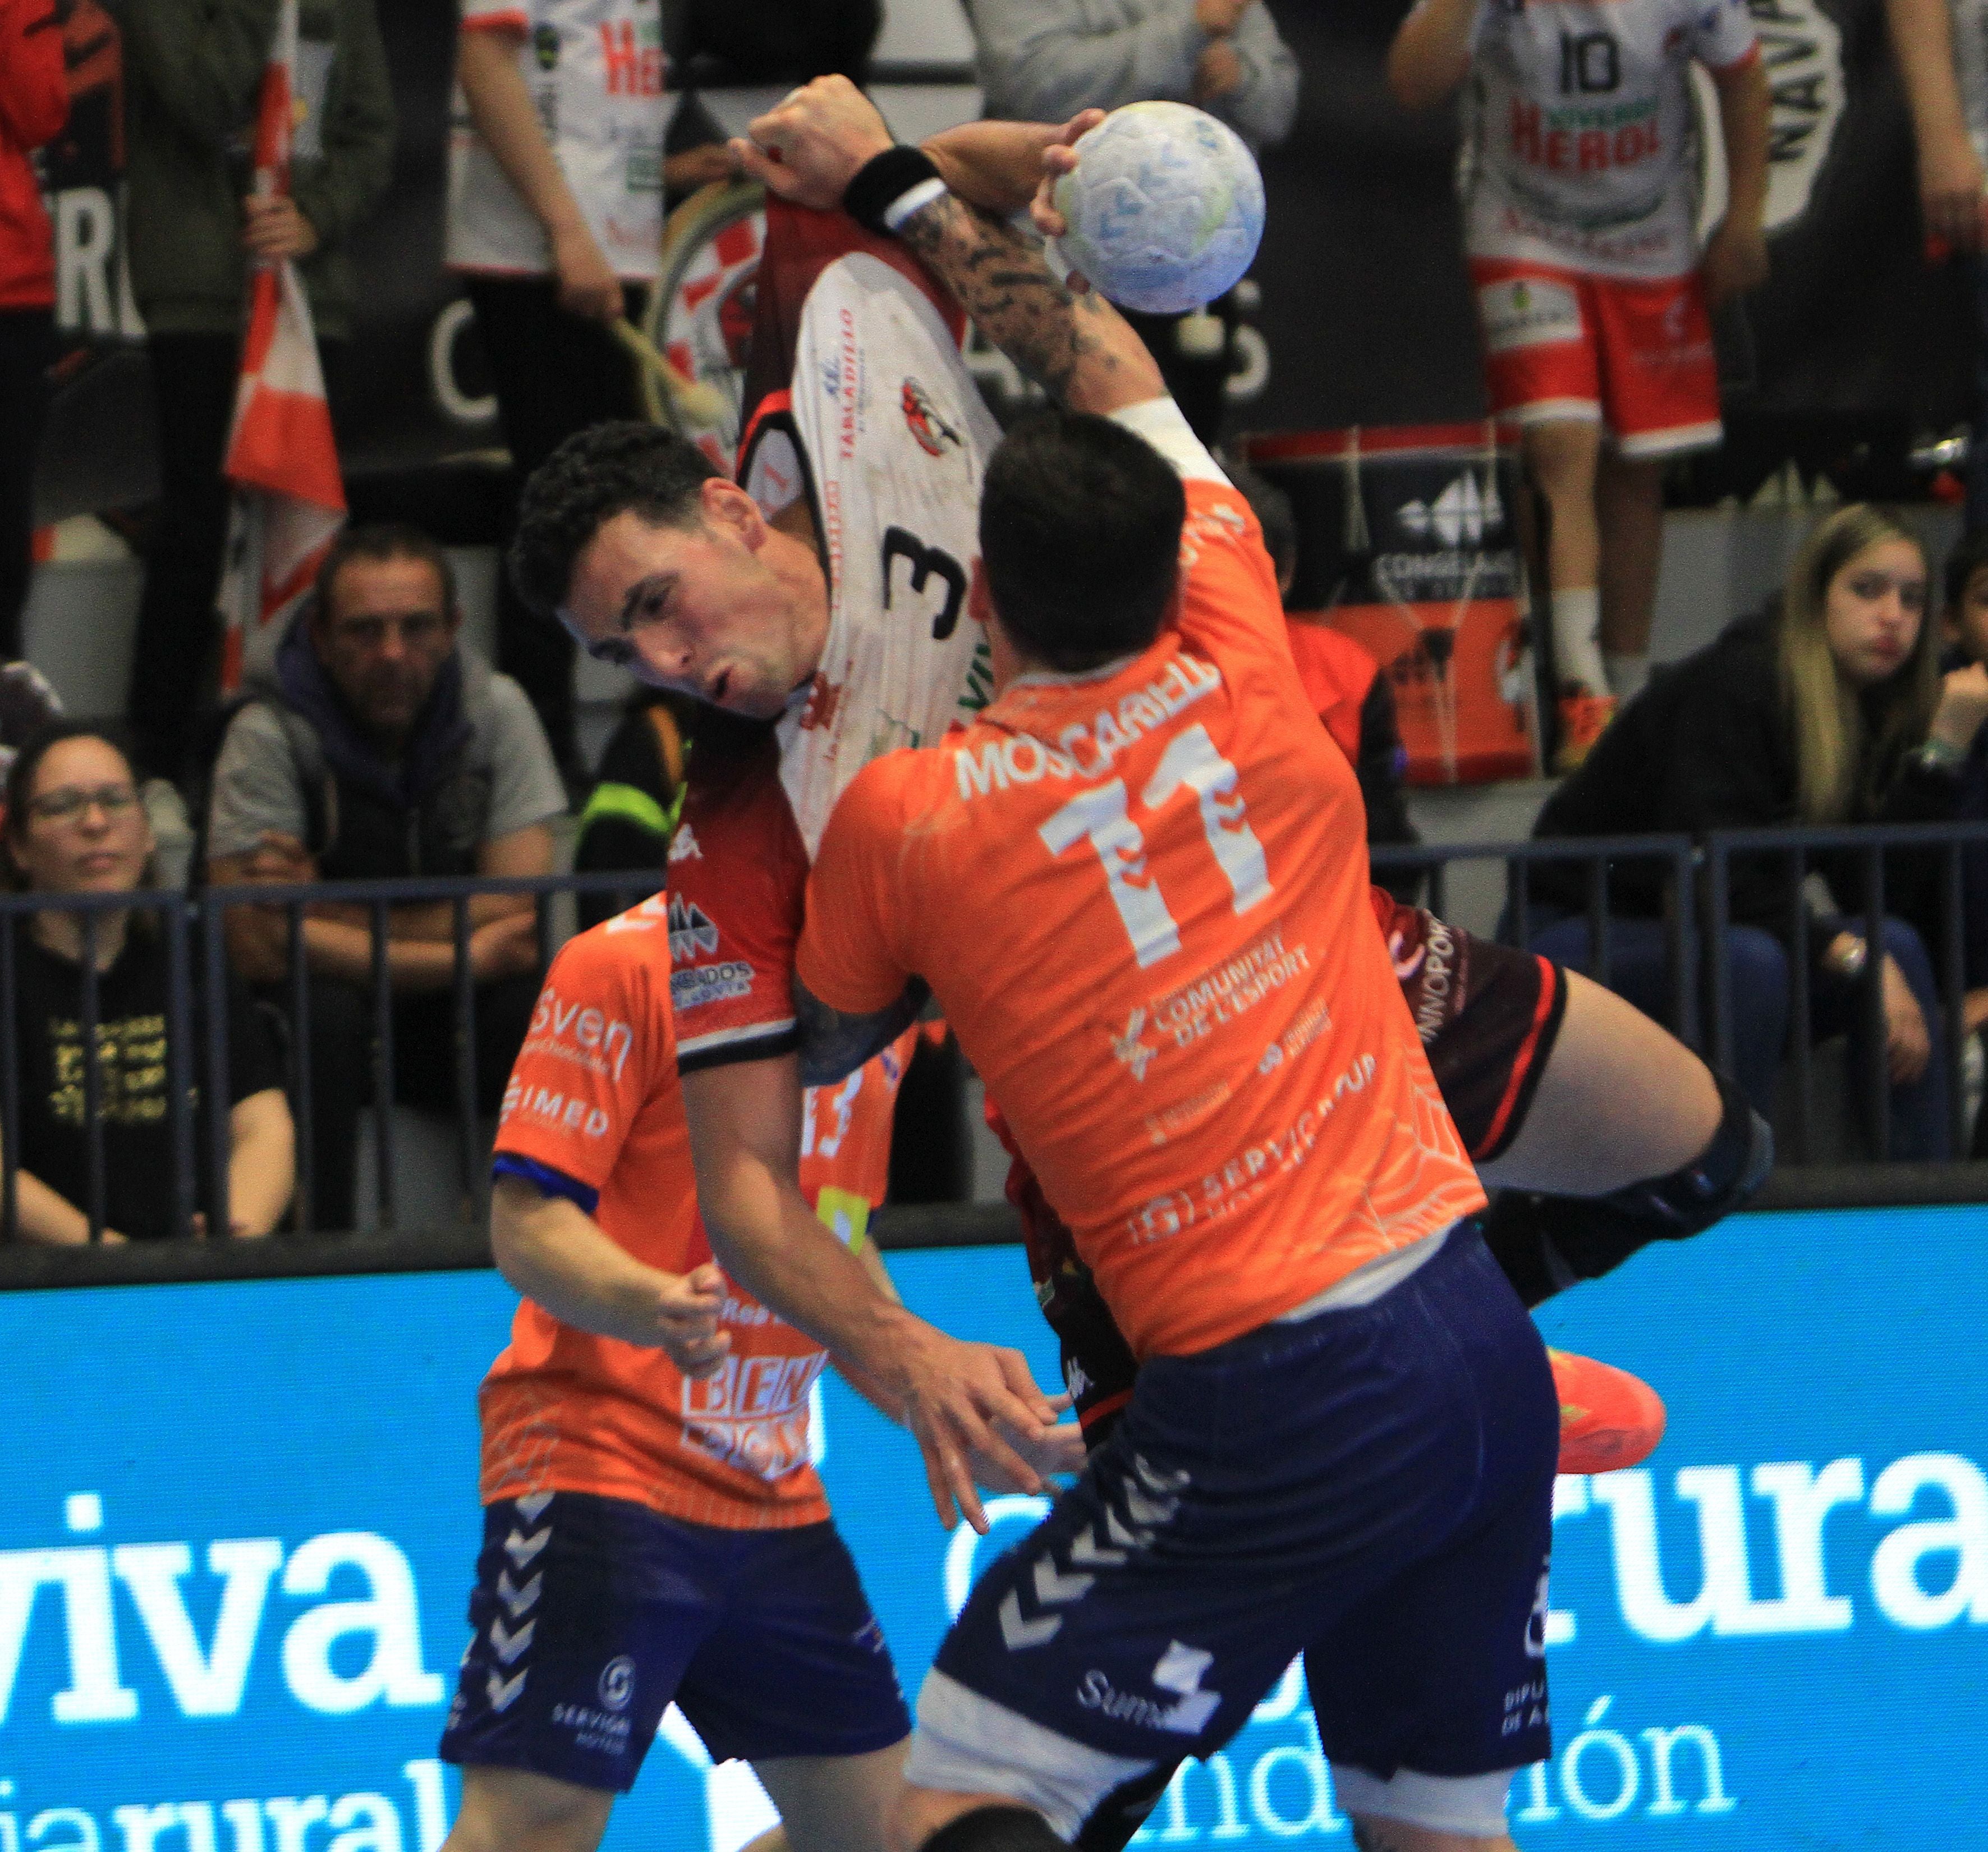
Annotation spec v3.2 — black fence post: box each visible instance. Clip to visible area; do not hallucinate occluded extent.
[166,895,197,1240]
[288,900,315,1235]
[204,897,232,1239]
[80,909,104,1242]
[370,901,395,1232]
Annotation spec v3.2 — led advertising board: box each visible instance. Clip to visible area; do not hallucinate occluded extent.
[0,1207,1982,1849]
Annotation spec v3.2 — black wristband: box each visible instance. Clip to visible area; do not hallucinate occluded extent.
[843,144,944,236]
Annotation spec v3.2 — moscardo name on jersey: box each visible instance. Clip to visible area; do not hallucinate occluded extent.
[954,656,1223,800]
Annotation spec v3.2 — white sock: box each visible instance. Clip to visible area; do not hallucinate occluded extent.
[1604,650,1650,702]
[1550,588,1606,696]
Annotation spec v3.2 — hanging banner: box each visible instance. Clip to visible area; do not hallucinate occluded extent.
[1248,425,1539,786]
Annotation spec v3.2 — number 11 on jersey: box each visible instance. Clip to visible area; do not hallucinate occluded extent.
[1038,723,1274,969]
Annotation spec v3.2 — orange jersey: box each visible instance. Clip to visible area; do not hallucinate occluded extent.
[481,894,833,1530]
[798,1024,923,1250]
[798,465,1485,1360]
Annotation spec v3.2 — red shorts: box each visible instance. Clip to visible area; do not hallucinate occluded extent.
[1470,257,1721,459]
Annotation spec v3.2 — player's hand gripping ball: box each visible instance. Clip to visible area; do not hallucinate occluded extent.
[1051,102,1265,315]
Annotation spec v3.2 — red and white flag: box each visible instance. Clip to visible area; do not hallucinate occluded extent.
[216,0,345,691]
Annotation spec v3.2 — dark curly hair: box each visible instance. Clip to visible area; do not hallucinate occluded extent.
[980,409,1186,672]
[509,422,724,619]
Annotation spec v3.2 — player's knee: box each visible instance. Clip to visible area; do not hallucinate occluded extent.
[896,1800,1063,1852]
[445,1766,613,1852]
[1606,1066,1773,1240]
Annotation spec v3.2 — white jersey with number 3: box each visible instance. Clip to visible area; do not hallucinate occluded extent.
[742,252,1003,858]
[1460,0,1757,280]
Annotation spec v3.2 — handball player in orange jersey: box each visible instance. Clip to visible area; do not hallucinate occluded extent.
[696,80,1766,1852]
[435,882,1000,1852]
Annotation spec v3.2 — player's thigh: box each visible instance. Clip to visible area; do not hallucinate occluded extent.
[444,1763,615,1852]
[1468,261,1603,443]
[1478,968,1719,1193]
[673,1520,912,1772]
[903,1237,1535,1840]
[1589,272,1721,462]
[439,1492,723,1799]
[754,1739,908,1852]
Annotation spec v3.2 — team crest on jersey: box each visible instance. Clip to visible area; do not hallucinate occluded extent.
[901,378,962,457]
[669,825,703,864]
[667,895,720,963]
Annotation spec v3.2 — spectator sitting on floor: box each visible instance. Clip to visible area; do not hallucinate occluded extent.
[204,522,565,1232]
[1526,505,1988,1161]
[1231,463,1420,900]
[6,722,293,1243]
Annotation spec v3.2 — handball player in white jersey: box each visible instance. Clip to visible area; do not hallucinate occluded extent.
[1390,0,1770,763]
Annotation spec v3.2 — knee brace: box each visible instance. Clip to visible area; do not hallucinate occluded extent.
[1483,1069,1774,1305]
[921,1805,1067,1852]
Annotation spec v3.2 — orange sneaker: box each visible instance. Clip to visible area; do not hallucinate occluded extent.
[1554,691,1618,772]
[1551,1349,1667,1475]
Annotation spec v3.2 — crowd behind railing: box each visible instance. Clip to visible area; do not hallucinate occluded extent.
[10,818,1988,1255]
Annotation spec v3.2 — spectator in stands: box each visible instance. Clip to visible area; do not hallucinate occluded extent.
[5,721,293,1243]
[962,0,1297,441]
[204,524,564,1231]
[448,0,735,781]
[1885,0,1988,524]
[1231,464,1420,899]
[114,0,394,785]
[1388,0,1770,769]
[0,0,67,664]
[1526,506,1988,1159]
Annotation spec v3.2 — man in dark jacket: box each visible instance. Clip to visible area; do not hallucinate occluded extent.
[204,523,566,1230]
[113,0,395,780]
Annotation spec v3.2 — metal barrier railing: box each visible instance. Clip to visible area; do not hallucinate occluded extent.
[9,815,1988,1257]
[0,870,665,1247]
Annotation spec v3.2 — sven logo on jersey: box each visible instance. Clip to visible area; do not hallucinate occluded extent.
[667,895,720,964]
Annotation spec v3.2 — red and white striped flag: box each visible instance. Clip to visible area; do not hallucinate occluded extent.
[216,0,345,691]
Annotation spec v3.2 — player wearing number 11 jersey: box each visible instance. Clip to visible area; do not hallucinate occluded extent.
[796,401,1560,1852]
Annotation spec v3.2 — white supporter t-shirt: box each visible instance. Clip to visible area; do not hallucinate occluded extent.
[446,0,673,283]
[1459,0,1757,280]
[740,253,1003,857]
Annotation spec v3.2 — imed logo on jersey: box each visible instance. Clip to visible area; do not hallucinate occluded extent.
[667,895,719,964]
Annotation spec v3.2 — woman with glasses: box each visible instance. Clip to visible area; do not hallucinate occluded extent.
[1,722,293,1242]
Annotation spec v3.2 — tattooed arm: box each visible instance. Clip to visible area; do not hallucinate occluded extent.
[731,77,1165,416]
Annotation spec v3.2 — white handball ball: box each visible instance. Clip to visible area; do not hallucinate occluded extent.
[1051,102,1266,316]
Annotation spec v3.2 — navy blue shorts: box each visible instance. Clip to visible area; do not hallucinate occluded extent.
[439,1492,910,1791]
[905,1228,1559,1840]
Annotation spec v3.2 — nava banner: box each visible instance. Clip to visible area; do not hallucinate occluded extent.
[0,1207,1982,1848]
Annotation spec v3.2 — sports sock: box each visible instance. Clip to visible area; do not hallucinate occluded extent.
[921,1805,1066,1852]
[1550,586,1606,694]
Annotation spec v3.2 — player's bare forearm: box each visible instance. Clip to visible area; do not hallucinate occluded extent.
[921,118,1074,217]
[1711,56,1771,224]
[1387,0,1479,111]
[896,191,1163,414]
[490,1176,729,1364]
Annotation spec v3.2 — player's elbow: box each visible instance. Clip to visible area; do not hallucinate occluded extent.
[1386,44,1463,112]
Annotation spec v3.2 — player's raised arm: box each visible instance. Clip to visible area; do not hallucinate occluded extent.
[732,77,1164,416]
